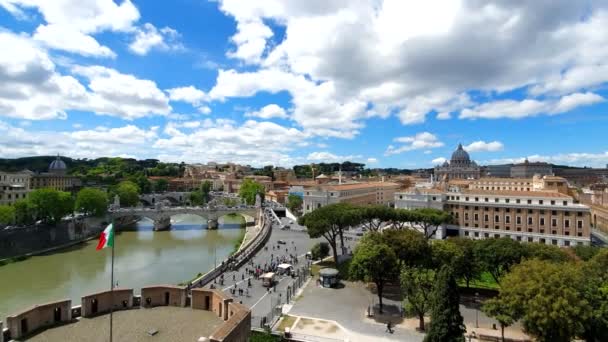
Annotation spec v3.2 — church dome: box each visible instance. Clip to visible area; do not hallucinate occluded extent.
[49,156,67,174]
[450,144,471,166]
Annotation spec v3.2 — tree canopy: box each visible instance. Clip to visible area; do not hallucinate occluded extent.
[75,188,108,216]
[350,232,399,313]
[286,194,303,215]
[28,188,74,224]
[114,181,140,207]
[0,205,15,225]
[424,266,466,342]
[239,179,265,205]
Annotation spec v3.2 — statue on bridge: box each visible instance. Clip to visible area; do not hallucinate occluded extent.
[255,193,262,208]
[110,194,120,210]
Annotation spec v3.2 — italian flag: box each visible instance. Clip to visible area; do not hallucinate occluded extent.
[96,223,114,250]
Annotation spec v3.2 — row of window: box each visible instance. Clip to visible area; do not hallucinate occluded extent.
[454,206,584,216]
[460,212,584,228]
[462,231,581,246]
[448,195,570,206]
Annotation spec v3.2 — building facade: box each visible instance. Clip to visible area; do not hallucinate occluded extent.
[434,144,481,181]
[394,188,445,210]
[0,170,32,205]
[303,182,401,214]
[510,159,553,178]
[446,190,590,246]
[30,156,81,191]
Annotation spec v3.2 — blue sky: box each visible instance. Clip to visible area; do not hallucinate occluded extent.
[0,0,607,168]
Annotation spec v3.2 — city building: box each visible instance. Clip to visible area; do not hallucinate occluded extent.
[303,182,401,214]
[395,185,591,246]
[445,189,591,246]
[553,166,608,187]
[273,168,296,183]
[30,156,81,191]
[394,188,445,210]
[434,144,481,181]
[483,164,513,178]
[0,170,32,205]
[510,159,553,178]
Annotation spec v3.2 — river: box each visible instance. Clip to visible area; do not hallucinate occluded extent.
[0,214,244,319]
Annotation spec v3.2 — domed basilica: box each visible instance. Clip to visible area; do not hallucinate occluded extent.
[434,144,481,181]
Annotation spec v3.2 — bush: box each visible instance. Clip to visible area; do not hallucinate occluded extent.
[311,242,330,260]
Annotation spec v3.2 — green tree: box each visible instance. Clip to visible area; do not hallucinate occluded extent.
[573,245,601,261]
[239,179,265,205]
[524,242,572,263]
[491,259,590,342]
[449,238,482,288]
[401,266,435,331]
[350,232,399,313]
[115,181,140,207]
[311,242,330,260]
[132,174,152,194]
[75,188,108,216]
[299,203,360,264]
[0,205,15,225]
[388,208,414,230]
[190,190,204,205]
[411,208,451,239]
[382,228,429,268]
[482,297,517,342]
[28,188,74,224]
[580,250,608,341]
[360,205,394,231]
[286,194,303,215]
[13,199,35,225]
[475,237,526,284]
[424,266,466,342]
[153,178,169,192]
[201,180,212,202]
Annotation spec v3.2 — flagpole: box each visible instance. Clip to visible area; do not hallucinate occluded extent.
[109,219,115,342]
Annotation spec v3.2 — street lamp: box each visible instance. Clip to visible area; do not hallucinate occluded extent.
[475,292,479,328]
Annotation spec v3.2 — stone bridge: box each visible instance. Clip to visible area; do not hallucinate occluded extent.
[108,205,259,231]
[139,192,191,206]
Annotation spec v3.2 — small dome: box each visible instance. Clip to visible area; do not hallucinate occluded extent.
[442,161,449,167]
[49,156,67,174]
[450,143,471,165]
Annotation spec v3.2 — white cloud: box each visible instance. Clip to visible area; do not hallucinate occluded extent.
[385,132,443,155]
[0,121,157,159]
[129,23,183,56]
[226,19,273,64]
[307,151,363,163]
[166,86,208,106]
[154,120,310,166]
[484,151,608,168]
[431,157,447,165]
[1,0,140,57]
[33,24,116,58]
[245,104,288,119]
[464,141,504,152]
[198,106,211,114]
[71,65,172,120]
[212,0,608,132]
[367,157,378,164]
[460,92,604,120]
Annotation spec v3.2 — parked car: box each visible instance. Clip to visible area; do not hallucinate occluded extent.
[277,240,287,245]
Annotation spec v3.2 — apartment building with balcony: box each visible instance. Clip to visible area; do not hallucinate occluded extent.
[303,182,401,214]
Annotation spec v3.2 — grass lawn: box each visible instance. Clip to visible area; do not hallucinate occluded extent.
[276,315,298,332]
[250,331,283,342]
[459,271,499,290]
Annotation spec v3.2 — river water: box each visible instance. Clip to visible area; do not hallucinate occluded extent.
[0,214,244,319]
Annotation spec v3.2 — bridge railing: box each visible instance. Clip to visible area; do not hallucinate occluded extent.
[190,209,272,288]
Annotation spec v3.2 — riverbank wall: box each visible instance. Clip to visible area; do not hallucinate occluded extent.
[0,216,107,261]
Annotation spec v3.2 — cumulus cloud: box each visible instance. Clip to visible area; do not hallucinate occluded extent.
[211,0,608,134]
[245,104,288,119]
[307,151,363,163]
[166,86,208,106]
[367,157,378,164]
[460,93,604,120]
[1,0,140,57]
[464,141,504,152]
[385,132,443,155]
[484,151,608,168]
[431,157,447,165]
[129,23,183,56]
